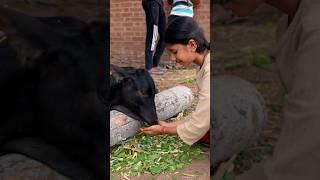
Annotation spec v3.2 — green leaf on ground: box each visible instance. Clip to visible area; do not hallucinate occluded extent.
[111,134,203,176]
[223,171,235,180]
[180,78,196,85]
[225,52,272,70]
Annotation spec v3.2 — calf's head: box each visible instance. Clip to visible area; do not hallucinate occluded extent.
[110,65,158,125]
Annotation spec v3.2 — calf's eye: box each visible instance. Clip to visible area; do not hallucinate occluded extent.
[138,88,149,96]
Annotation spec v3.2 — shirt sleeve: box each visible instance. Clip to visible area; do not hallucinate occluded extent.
[177,65,210,145]
[280,28,320,153]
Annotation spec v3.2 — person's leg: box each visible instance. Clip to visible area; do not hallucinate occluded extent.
[142,0,154,70]
[152,6,166,68]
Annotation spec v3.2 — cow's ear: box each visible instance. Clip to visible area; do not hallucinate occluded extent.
[110,64,129,78]
[137,69,150,77]
[0,7,62,66]
[111,72,124,84]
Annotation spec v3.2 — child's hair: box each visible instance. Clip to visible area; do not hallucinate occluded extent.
[165,16,210,53]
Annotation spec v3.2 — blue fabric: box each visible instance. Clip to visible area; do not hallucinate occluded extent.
[171,8,193,14]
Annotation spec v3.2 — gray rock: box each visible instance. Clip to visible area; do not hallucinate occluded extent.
[211,75,267,168]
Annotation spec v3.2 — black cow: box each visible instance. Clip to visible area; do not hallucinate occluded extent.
[0,7,107,180]
[34,17,158,124]
[110,65,158,125]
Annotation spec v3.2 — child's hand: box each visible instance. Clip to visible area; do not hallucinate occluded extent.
[140,125,165,136]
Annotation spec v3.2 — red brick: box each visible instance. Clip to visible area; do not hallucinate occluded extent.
[122,22,133,26]
[122,3,132,7]
[132,37,144,41]
[121,12,132,17]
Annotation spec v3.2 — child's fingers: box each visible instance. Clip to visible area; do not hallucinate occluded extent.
[143,130,153,134]
[140,128,149,133]
[140,128,152,134]
[143,131,153,136]
[142,127,153,131]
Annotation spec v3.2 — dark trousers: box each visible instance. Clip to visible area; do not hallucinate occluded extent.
[142,0,166,70]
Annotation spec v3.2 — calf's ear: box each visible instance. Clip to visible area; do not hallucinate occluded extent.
[110,72,124,84]
[110,64,130,78]
[0,6,62,67]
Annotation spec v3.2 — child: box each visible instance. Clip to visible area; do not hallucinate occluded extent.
[140,16,210,145]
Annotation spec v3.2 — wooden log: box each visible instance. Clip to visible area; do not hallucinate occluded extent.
[211,75,267,168]
[110,85,194,147]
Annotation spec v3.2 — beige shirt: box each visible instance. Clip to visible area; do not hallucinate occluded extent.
[177,53,210,145]
[263,0,320,179]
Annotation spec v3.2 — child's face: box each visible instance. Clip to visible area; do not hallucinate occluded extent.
[167,40,198,66]
[222,0,263,17]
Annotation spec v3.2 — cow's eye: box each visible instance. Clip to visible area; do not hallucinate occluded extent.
[139,88,149,96]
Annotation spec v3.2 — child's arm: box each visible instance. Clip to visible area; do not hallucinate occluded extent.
[159,118,188,128]
[175,62,210,145]
[140,124,178,136]
[161,126,177,135]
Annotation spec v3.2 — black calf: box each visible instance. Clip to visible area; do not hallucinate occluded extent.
[0,7,107,180]
[110,65,158,125]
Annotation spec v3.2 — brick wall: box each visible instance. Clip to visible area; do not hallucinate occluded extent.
[110,0,210,65]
